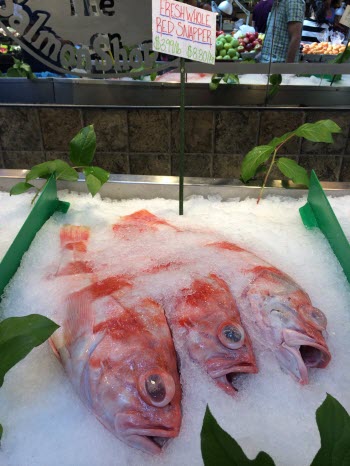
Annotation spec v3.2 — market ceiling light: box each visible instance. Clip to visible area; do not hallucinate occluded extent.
[218,0,233,15]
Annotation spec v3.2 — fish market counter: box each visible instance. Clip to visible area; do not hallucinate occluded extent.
[1,169,350,466]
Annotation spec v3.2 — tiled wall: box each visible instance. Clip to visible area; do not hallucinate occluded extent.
[1,107,350,181]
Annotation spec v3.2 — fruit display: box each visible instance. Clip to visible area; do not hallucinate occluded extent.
[302,42,348,55]
[215,32,264,61]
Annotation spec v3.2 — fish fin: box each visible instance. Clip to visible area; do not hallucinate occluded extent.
[83,276,133,300]
[60,225,90,252]
[57,261,94,276]
[113,210,177,233]
[208,273,232,294]
[48,338,61,361]
[64,292,94,348]
[55,226,91,277]
[206,241,245,252]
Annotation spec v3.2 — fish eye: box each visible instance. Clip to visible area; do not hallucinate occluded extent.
[300,305,327,331]
[217,322,245,349]
[138,371,176,408]
[146,375,166,402]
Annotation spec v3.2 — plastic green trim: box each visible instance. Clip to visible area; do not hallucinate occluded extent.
[300,170,350,283]
[0,176,69,299]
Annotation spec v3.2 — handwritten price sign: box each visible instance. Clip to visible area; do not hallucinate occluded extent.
[152,0,216,65]
[340,5,350,27]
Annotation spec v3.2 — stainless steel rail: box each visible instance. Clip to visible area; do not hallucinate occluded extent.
[1,170,350,201]
[186,62,350,74]
[1,77,349,107]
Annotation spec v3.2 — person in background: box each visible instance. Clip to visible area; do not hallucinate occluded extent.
[197,1,214,10]
[252,0,274,33]
[301,0,331,43]
[260,0,305,62]
[326,0,337,23]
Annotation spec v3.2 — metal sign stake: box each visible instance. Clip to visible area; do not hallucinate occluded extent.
[179,56,186,216]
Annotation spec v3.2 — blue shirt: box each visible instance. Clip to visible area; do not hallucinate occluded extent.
[260,0,305,63]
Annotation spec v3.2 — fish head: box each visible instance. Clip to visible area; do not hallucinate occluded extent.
[175,274,257,395]
[86,297,182,455]
[113,366,182,454]
[245,269,331,384]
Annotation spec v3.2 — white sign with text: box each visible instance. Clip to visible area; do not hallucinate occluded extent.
[152,0,216,64]
[340,5,350,27]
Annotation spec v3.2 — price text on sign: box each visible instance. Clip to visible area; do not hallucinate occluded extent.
[340,5,350,27]
[152,0,216,65]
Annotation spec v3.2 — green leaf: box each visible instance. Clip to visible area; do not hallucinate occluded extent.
[330,74,342,83]
[295,120,341,143]
[9,182,35,196]
[277,158,310,187]
[268,132,295,150]
[268,74,282,98]
[311,394,350,466]
[0,423,2,443]
[26,161,57,182]
[150,72,157,81]
[6,68,24,78]
[333,43,350,64]
[269,74,282,86]
[227,74,240,84]
[69,125,97,166]
[241,145,274,182]
[26,160,78,183]
[316,119,342,134]
[201,406,275,466]
[210,74,223,91]
[85,174,102,197]
[0,314,59,387]
[52,160,79,182]
[83,166,110,185]
[83,166,109,196]
[209,81,221,91]
[20,63,32,73]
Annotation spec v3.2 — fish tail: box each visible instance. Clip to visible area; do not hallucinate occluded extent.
[113,210,178,233]
[60,225,90,252]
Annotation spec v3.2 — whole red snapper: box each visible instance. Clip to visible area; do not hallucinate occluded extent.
[49,225,182,455]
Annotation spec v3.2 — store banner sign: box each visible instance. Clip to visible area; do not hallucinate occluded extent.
[339,5,350,27]
[152,0,216,65]
[0,0,179,78]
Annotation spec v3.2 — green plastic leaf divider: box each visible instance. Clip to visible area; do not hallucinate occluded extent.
[311,394,350,465]
[201,395,350,466]
[0,175,70,299]
[300,170,350,283]
[201,406,275,466]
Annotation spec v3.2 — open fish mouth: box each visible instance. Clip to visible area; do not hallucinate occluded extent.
[125,428,179,454]
[206,361,258,395]
[279,329,331,384]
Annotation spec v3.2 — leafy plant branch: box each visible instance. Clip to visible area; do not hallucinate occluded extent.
[0,58,35,80]
[209,73,240,91]
[268,74,282,98]
[241,119,342,203]
[10,125,110,202]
